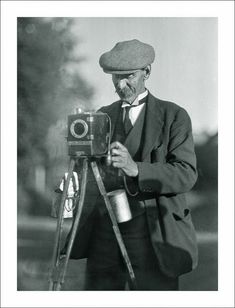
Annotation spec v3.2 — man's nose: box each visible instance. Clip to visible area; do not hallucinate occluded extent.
[117,78,128,89]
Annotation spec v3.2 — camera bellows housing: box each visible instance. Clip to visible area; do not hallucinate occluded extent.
[67,112,111,157]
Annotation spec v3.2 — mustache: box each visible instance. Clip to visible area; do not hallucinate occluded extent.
[115,83,136,95]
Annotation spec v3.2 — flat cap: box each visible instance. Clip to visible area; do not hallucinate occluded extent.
[99,39,155,74]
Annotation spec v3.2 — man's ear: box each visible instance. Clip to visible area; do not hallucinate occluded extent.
[143,65,151,80]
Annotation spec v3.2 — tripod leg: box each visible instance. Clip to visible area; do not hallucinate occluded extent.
[48,158,76,291]
[90,161,137,290]
[53,157,89,291]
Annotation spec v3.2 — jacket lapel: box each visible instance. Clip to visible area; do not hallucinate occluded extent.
[141,93,164,160]
[109,101,122,140]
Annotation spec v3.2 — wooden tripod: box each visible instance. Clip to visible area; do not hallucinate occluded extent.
[48,156,137,291]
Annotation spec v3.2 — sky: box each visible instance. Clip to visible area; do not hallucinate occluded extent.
[68,17,218,136]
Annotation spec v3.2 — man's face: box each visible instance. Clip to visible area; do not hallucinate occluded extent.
[112,69,146,104]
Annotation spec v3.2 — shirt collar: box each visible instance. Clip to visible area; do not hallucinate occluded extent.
[121,89,148,108]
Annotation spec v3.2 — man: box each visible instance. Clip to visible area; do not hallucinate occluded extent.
[62,39,198,290]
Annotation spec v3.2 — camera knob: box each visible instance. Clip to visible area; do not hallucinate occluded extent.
[105,151,112,166]
[75,108,83,114]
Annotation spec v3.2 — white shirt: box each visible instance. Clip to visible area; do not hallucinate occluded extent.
[121,90,148,126]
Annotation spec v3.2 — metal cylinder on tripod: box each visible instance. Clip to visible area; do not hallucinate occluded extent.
[107,189,132,223]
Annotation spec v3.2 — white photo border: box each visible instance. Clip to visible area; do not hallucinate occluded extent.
[1,1,234,307]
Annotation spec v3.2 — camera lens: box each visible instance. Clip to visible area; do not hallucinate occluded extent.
[74,123,85,135]
[70,119,88,139]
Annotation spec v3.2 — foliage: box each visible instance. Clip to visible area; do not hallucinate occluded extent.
[18,18,94,187]
[18,18,93,163]
[17,18,94,215]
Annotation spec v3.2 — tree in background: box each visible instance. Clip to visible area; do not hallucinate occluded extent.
[18,18,94,215]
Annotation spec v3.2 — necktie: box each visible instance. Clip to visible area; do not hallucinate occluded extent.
[123,96,147,135]
[124,106,133,135]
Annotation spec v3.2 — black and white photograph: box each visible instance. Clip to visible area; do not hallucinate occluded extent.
[1,1,234,308]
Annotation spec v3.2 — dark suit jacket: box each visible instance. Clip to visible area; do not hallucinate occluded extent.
[69,93,198,278]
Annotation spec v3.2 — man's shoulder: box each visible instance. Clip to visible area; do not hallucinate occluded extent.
[149,93,190,119]
[97,100,121,114]
[149,93,182,111]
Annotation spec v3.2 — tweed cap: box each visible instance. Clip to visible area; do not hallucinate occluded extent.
[99,39,155,74]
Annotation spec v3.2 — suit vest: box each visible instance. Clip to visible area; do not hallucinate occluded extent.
[111,104,147,218]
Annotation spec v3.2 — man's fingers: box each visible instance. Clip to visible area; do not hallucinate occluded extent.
[112,162,123,168]
[110,141,133,173]
[110,141,126,151]
[111,148,125,156]
[111,155,123,163]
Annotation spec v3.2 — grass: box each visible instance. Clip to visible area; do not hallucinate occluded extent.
[17,188,218,290]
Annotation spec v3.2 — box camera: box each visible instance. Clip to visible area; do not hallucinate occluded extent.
[67,111,111,157]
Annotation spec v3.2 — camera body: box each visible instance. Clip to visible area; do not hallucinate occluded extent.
[67,111,111,157]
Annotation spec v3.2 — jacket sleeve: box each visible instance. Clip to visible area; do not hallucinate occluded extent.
[136,108,197,195]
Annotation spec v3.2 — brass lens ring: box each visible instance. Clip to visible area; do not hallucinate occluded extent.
[70,119,88,139]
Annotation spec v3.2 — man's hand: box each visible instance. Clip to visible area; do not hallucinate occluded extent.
[110,141,138,177]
